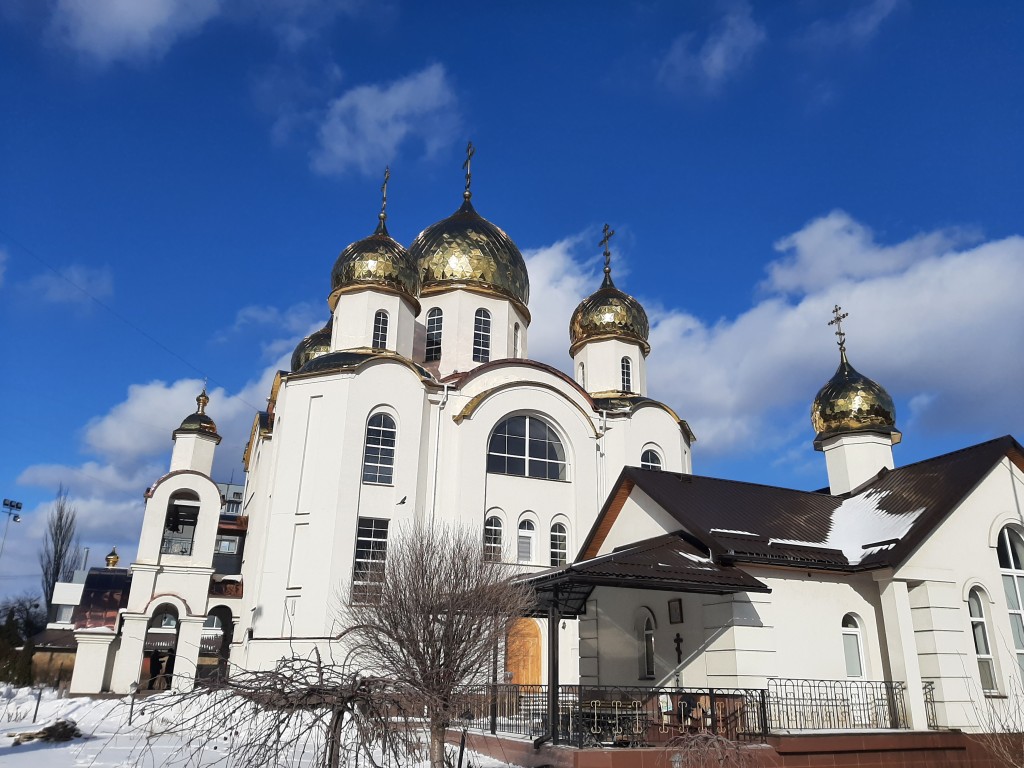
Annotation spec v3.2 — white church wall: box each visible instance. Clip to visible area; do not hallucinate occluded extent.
[417,290,521,378]
[135,472,221,573]
[332,289,417,357]
[595,487,683,556]
[573,338,647,396]
[169,434,217,475]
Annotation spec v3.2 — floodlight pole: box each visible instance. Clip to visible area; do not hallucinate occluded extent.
[0,499,23,564]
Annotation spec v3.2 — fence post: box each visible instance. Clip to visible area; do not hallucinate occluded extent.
[709,689,718,734]
[489,643,498,735]
[758,688,769,738]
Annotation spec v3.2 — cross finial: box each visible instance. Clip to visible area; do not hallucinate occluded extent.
[828,304,850,361]
[462,141,475,200]
[379,165,390,224]
[599,224,616,287]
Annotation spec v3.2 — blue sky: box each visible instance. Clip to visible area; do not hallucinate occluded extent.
[1,0,1022,596]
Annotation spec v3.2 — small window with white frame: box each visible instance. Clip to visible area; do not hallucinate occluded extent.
[473,309,491,363]
[968,587,998,693]
[841,614,864,678]
[997,526,1024,680]
[517,519,535,563]
[362,412,397,485]
[372,310,389,349]
[550,522,568,567]
[621,356,632,393]
[425,308,443,362]
[484,516,503,562]
[640,449,662,470]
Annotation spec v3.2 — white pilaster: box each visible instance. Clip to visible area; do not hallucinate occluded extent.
[877,577,929,729]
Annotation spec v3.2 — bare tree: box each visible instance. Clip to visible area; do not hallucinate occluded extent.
[661,732,763,768]
[337,522,534,768]
[39,485,82,610]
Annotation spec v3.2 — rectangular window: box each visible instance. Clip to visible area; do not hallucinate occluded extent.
[352,517,389,602]
[215,536,238,554]
[842,633,863,677]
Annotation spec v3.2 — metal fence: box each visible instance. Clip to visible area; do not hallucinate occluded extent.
[922,680,938,730]
[766,678,908,730]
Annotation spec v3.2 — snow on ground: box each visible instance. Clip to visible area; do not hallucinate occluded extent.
[0,685,518,768]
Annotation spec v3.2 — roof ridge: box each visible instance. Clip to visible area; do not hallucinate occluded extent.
[633,467,840,499]
[886,434,1013,472]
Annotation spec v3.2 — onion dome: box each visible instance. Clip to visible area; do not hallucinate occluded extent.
[105,547,119,568]
[569,225,650,356]
[290,318,332,373]
[174,388,221,442]
[408,146,530,315]
[329,168,420,312]
[811,307,900,447]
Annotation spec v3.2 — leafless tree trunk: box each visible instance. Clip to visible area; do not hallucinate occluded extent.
[661,732,763,768]
[38,485,82,610]
[337,522,534,768]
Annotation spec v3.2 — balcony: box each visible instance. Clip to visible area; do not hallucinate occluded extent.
[208,577,243,598]
[160,536,194,556]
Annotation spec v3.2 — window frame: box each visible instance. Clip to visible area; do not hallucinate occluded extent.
[362,412,397,485]
[621,356,632,393]
[640,449,662,470]
[841,613,865,679]
[968,587,998,694]
[425,308,443,362]
[473,308,491,363]
[517,519,536,564]
[372,309,389,350]
[550,522,568,567]
[513,323,521,357]
[484,516,503,562]
[352,517,389,603]
[998,526,1024,683]
[486,415,568,482]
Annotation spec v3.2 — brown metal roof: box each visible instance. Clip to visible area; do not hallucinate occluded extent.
[523,532,770,616]
[580,435,1023,574]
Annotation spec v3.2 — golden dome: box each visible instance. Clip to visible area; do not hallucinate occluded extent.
[409,196,530,314]
[105,547,119,568]
[811,352,901,446]
[175,388,221,442]
[329,216,420,310]
[569,271,650,356]
[290,318,332,373]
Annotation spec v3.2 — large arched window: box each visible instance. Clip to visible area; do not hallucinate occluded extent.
[640,449,662,470]
[842,614,864,678]
[473,309,491,362]
[621,356,632,393]
[487,416,567,481]
[998,527,1024,677]
[372,310,389,349]
[484,516,503,562]
[550,523,568,567]
[517,520,535,563]
[362,412,397,485]
[968,587,997,693]
[425,308,443,362]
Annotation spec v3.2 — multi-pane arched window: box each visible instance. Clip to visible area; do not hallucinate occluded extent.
[621,356,632,393]
[998,527,1024,677]
[487,415,567,481]
[641,449,662,470]
[517,520,535,563]
[550,523,568,567]
[473,309,491,362]
[841,614,864,678]
[425,308,443,362]
[372,310,389,349]
[513,323,521,357]
[362,412,397,485]
[968,587,997,693]
[484,516,503,562]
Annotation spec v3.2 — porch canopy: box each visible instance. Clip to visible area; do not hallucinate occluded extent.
[519,530,771,619]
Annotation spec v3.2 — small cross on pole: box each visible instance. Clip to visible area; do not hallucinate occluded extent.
[462,141,475,198]
[599,223,615,273]
[674,632,684,664]
[828,304,849,355]
[380,166,390,221]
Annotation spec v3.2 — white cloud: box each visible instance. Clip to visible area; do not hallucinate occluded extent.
[22,264,113,305]
[49,0,222,64]
[801,0,904,50]
[311,63,459,177]
[524,214,1024,461]
[659,3,766,94]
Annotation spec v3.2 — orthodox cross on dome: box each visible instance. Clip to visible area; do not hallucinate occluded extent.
[600,223,616,286]
[462,141,475,200]
[828,304,850,361]
[380,165,390,223]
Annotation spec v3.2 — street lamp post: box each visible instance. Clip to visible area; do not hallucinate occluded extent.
[0,499,23,564]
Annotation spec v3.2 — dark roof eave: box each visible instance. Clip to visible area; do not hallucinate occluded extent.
[524,569,770,595]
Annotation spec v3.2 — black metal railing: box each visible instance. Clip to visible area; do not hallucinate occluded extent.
[160,536,193,556]
[766,678,908,730]
[450,684,768,746]
[922,680,938,729]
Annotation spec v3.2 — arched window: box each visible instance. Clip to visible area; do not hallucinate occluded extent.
[487,416,567,481]
[968,588,997,693]
[842,614,864,678]
[425,308,443,362]
[578,362,586,389]
[372,310,389,349]
[634,610,656,679]
[513,323,521,357]
[517,520,535,563]
[473,309,491,362]
[202,614,223,630]
[362,412,397,485]
[484,516,503,562]
[550,523,568,567]
[621,356,632,393]
[998,527,1024,677]
[641,449,662,470]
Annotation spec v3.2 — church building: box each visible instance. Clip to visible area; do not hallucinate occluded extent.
[50,154,1024,748]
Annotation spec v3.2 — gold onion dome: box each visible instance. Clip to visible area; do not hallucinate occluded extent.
[290,318,332,373]
[811,352,901,447]
[175,388,221,441]
[569,226,650,356]
[329,216,420,310]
